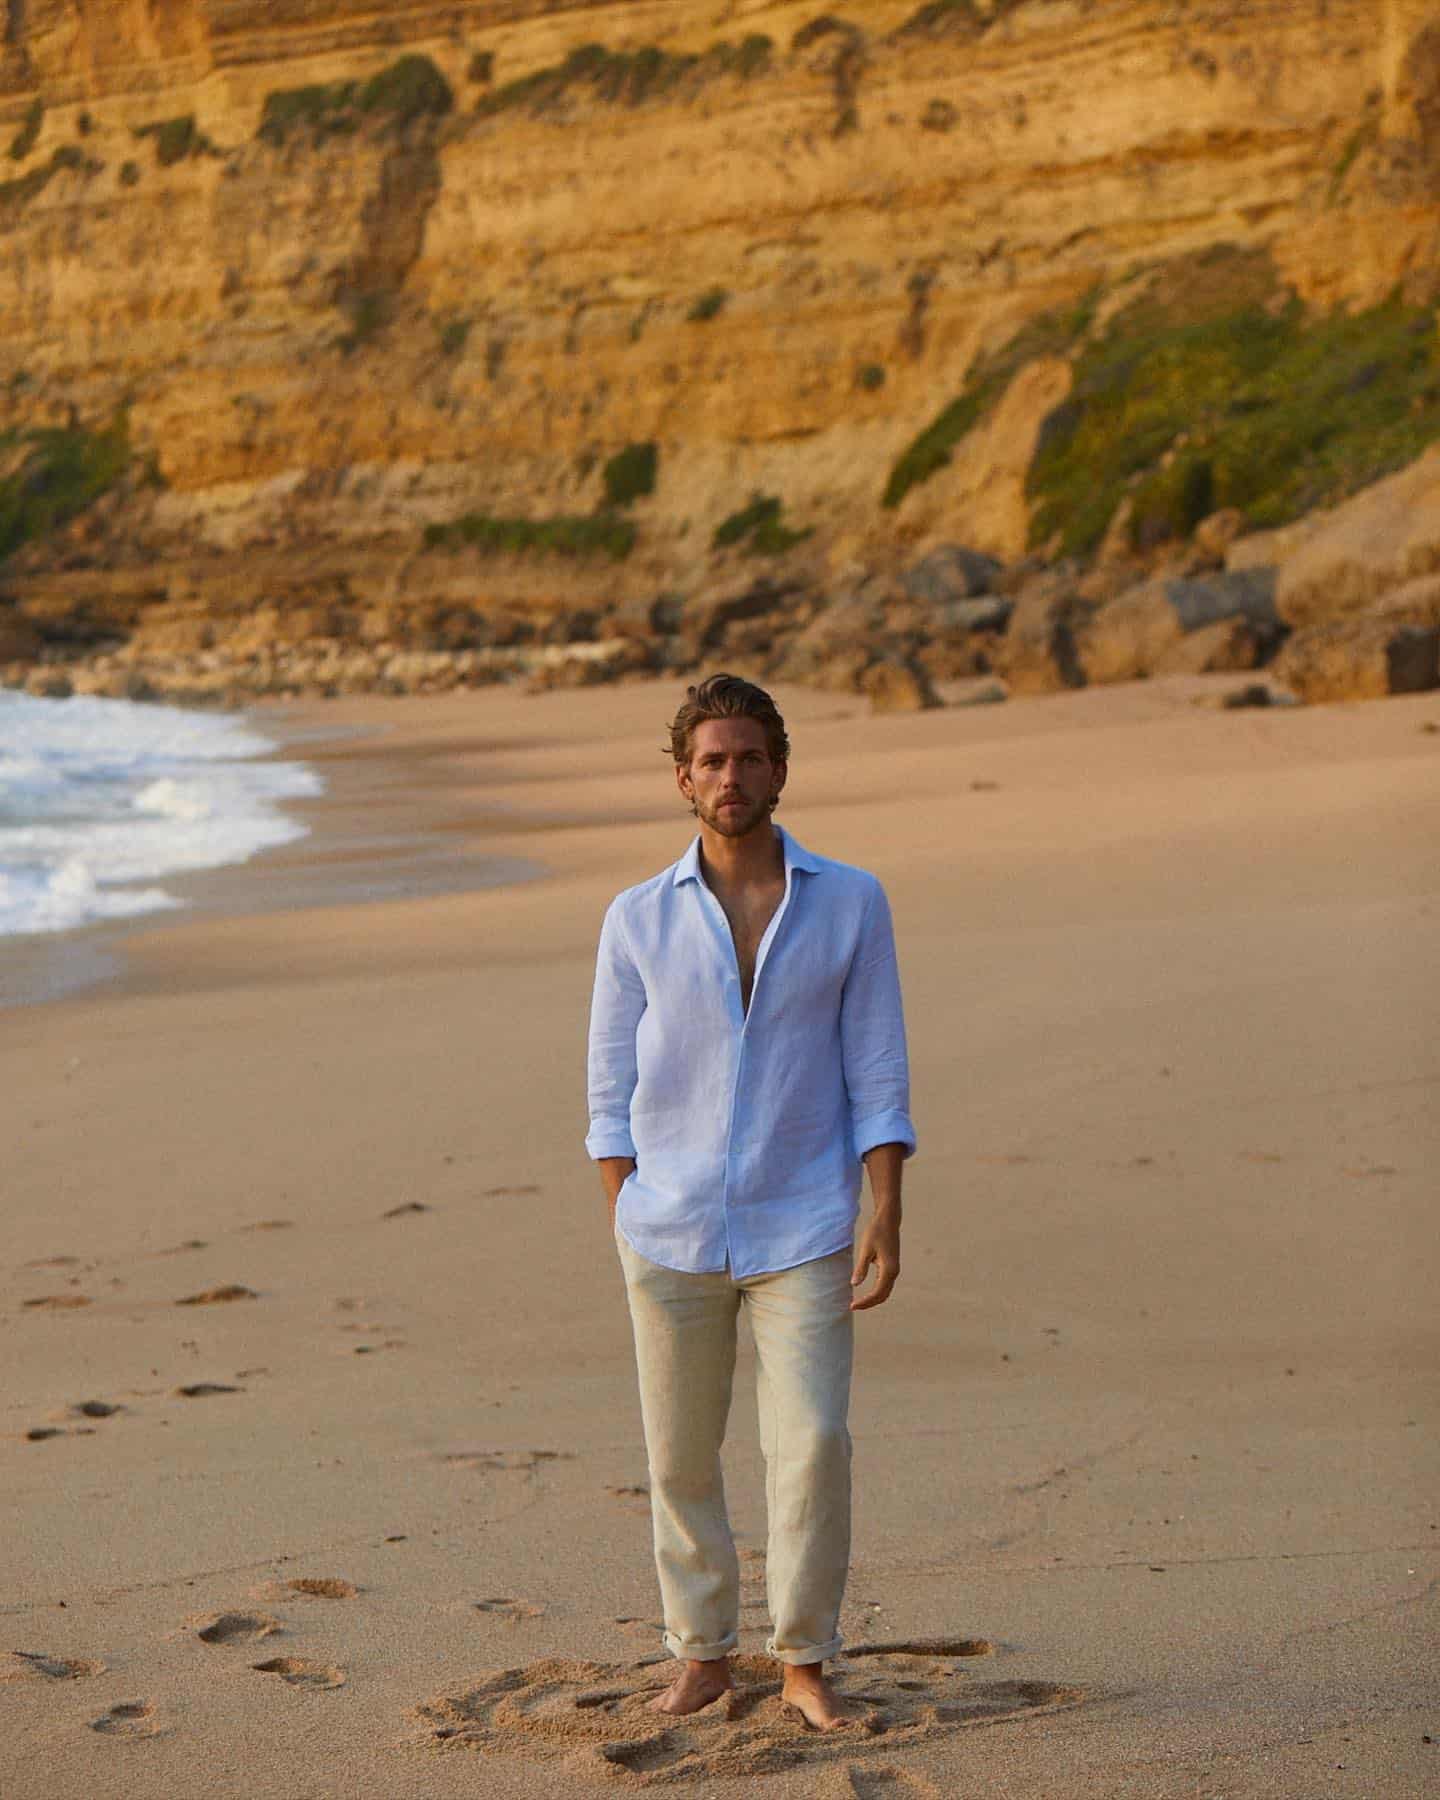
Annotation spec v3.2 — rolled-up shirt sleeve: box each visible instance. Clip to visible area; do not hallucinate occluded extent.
[585,900,646,1160]
[839,879,918,1162]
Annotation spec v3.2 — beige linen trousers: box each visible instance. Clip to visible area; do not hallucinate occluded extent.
[615,1223,855,1665]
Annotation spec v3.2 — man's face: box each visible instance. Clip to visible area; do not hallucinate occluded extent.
[677,717,786,838]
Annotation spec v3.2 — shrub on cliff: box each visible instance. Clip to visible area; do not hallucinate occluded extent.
[357,55,454,125]
[0,414,130,562]
[883,288,1099,509]
[132,115,215,166]
[603,442,659,508]
[1028,267,1440,556]
[475,35,772,121]
[7,98,42,162]
[0,145,104,218]
[259,55,451,146]
[713,495,812,555]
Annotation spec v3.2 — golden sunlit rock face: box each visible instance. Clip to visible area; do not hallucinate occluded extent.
[0,1,1437,637]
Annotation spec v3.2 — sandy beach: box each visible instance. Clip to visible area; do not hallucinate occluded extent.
[4,676,1438,1799]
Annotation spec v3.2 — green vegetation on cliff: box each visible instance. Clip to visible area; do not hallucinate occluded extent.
[602,442,659,508]
[0,146,104,223]
[259,55,453,146]
[424,511,636,562]
[882,289,1098,509]
[475,36,773,121]
[7,98,42,161]
[1028,259,1440,555]
[0,414,131,562]
[132,115,216,166]
[713,494,812,555]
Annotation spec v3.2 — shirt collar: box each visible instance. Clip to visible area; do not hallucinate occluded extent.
[672,823,822,886]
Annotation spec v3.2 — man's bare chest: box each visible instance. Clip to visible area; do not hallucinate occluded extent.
[715,885,785,1012]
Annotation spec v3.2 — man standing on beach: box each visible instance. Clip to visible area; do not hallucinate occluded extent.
[585,673,916,1730]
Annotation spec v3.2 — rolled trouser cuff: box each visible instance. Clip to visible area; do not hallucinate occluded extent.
[765,1632,844,1666]
[663,1629,738,1662]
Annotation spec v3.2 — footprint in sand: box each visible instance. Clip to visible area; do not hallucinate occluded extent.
[196,1611,283,1646]
[483,1184,542,1198]
[3,1651,106,1682]
[606,1483,651,1514]
[239,1219,294,1232]
[70,1400,121,1419]
[175,1285,257,1306]
[413,1642,1083,1782]
[383,1202,429,1218]
[174,1382,243,1398]
[22,1294,92,1310]
[442,1448,573,1473]
[22,1255,84,1270]
[475,1598,546,1621]
[252,1656,346,1690]
[283,1578,357,1600]
[351,1340,407,1355]
[157,1239,208,1256]
[90,1700,161,1738]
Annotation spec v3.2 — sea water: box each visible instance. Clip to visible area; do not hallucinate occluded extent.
[0,690,323,939]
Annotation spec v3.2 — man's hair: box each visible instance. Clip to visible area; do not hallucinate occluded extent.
[666,672,791,771]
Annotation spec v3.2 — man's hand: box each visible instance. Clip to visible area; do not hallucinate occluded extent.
[598,1156,636,1226]
[851,1142,903,1311]
[850,1211,900,1310]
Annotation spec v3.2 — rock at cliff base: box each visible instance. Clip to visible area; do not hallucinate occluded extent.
[1154,615,1263,675]
[862,659,942,714]
[1272,619,1440,702]
[993,573,1086,693]
[902,545,1003,606]
[1274,448,1440,628]
[1078,570,1279,684]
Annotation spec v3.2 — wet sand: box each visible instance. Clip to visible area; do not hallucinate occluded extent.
[4,676,1438,1797]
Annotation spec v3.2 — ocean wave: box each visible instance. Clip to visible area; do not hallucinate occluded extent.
[0,691,323,938]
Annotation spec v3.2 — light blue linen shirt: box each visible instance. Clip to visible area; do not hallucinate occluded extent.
[585,824,916,1278]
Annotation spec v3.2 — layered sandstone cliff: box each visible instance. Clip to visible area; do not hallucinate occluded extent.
[0,0,1437,697]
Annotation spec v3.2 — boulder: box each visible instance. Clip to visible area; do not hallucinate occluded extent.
[862,658,942,713]
[1192,508,1249,562]
[1153,615,1263,675]
[1274,447,1440,628]
[682,578,804,651]
[993,572,1087,693]
[1078,570,1279,684]
[1272,619,1440,702]
[901,545,1003,605]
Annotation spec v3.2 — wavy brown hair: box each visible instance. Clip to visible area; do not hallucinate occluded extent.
[666,673,791,779]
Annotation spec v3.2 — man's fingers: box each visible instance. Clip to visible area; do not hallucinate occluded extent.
[850,1247,873,1288]
[849,1261,898,1311]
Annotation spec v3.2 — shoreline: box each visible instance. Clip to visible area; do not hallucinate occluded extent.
[0,698,549,1010]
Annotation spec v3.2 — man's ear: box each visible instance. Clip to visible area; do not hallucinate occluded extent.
[771,758,788,798]
[675,759,694,802]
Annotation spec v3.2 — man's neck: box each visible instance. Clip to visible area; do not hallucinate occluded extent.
[697,820,784,894]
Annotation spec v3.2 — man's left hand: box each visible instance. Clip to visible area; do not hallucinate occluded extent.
[850,1213,900,1311]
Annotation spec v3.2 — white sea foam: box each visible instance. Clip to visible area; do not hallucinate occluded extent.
[0,691,323,938]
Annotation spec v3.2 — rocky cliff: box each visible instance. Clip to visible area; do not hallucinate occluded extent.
[0,0,1437,700]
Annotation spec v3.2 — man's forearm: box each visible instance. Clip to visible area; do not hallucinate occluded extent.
[862,1142,904,1220]
[597,1156,636,1215]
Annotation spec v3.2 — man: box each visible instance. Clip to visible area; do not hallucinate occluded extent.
[585,672,916,1731]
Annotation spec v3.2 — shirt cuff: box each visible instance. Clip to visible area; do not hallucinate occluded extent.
[586,1122,637,1161]
[852,1110,918,1161]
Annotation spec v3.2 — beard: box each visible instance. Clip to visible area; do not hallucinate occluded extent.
[695,791,774,837]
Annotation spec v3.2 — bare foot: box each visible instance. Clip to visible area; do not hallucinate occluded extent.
[781,1662,853,1731]
[646,1656,732,1715]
